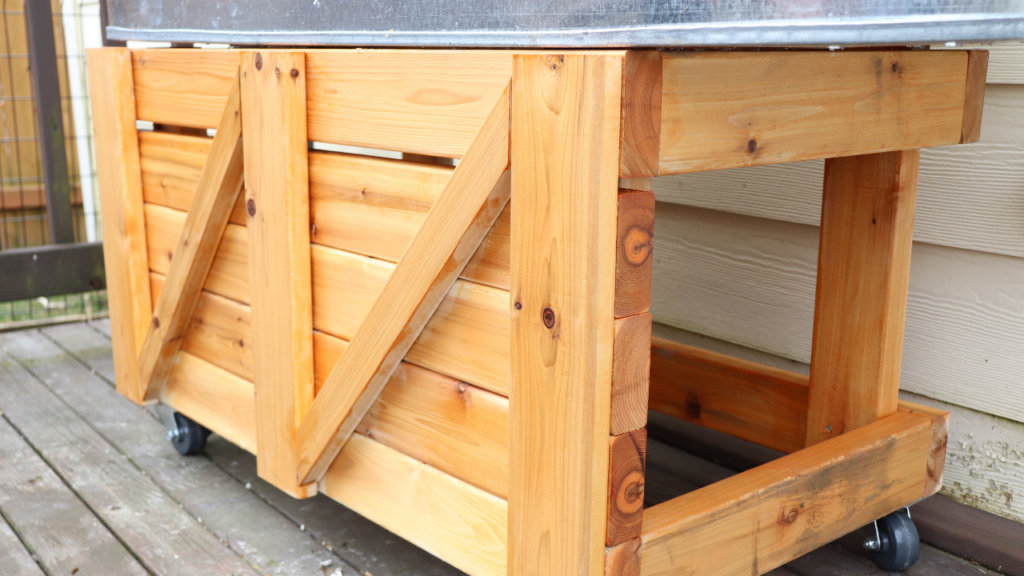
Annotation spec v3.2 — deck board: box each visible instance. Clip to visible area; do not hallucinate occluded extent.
[0,513,46,576]
[0,417,143,576]
[0,322,1007,576]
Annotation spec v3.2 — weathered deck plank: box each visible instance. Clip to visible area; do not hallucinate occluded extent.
[0,513,45,576]
[47,322,459,576]
[24,323,349,576]
[0,417,146,576]
[0,338,259,576]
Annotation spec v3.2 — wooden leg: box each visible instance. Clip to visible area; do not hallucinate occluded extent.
[241,50,316,498]
[86,48,152,405]
[509,53,623,576]
[806,150,919,446]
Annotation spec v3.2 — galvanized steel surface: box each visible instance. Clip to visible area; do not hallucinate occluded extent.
[107,0,1024,47]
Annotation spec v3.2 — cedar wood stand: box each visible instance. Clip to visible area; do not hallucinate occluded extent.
[86,47,985,576]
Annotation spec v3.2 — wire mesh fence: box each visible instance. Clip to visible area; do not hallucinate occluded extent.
[0,0,107,328]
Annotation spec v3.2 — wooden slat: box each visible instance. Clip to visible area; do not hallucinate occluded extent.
[640,412,933,576]
[86,48,152,404]
[137,75,244,402]
[305,50,513,158]
[650,337,809,454]
[296,86,511,484]
[141,136,510,287]
[509,53,622,576]
[317,332,510,499]
[132,49,239,129]
[309,151,453,261]
[960,50,989,144]
[161,351,257,455]
[241,50,315,498]
[145,211,513,396]
[619,51,662,179]
[606,428,646,547]
[611,313,652,435]
[615,190,655,318]
[320,434,508,576]
[139,131,248,225]
[145,205,251,304]
[806,150,919,446]
[648,337,950,473]
[658,51,969,175]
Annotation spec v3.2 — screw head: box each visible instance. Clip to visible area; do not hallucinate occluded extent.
[826,424,833,432]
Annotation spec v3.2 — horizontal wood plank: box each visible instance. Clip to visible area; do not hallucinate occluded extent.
[305,50,512,158]
[320,434,507,576]
[640,412,933,576]
[658,50,969,175]
[132,50,239,130]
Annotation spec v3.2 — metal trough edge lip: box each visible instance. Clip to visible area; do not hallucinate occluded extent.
[107,14,1024,48]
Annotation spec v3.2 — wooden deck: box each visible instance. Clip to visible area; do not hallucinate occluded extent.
[0,320,1005,576]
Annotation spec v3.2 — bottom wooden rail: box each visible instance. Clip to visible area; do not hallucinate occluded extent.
[640,412,935,576]
[649,337,949,496]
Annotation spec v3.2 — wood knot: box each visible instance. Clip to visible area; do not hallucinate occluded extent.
[747,139,757,154]
[542,307,556,329]
[514,301,522,310]
[246,198,256,217]
[622,226,653,267]
[152,316,160,329]
[274,67,280,77]
[687,401,701,419]
[290,68,300,78]
[780,507,799,525]
[254,52,262,70]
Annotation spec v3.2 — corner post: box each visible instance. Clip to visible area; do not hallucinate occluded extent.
[509,53,623,575]
[86,48,152,404]
[806,150,919,446]
[241,50,316,498]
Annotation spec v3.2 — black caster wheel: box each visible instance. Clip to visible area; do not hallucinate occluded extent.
[864,508,920,571]
[167,412,211,456]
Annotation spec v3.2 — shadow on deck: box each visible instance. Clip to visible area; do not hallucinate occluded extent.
[0,321,1010,576]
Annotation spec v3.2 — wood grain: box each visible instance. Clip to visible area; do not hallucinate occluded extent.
[615,190,655,317]
[320,434,508,576]
[241,50,315,498]
[649,337,809,454]
[619,51,662,179]
[132,49,239,129]
[161,351,258,455]
[605,539,642,576]
[297,85,511,484]
[139,131,248,225]
[611,313,652,435]
[607,429,647,547]
[640,412,933,576]
[306,50,512,158]
[136,74,244,402]
[146,210,514,396]
[806,150,919,446]
[86,48,152,404]
[317,332,510,499]
[509,53,622,576]
[658,50,968,175]
[961,50,989,144]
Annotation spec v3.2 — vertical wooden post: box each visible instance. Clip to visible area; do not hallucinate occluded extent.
[241,50,316,498]
[806,150,919,447]
[509,54,622,576]
[86,48,152,405]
